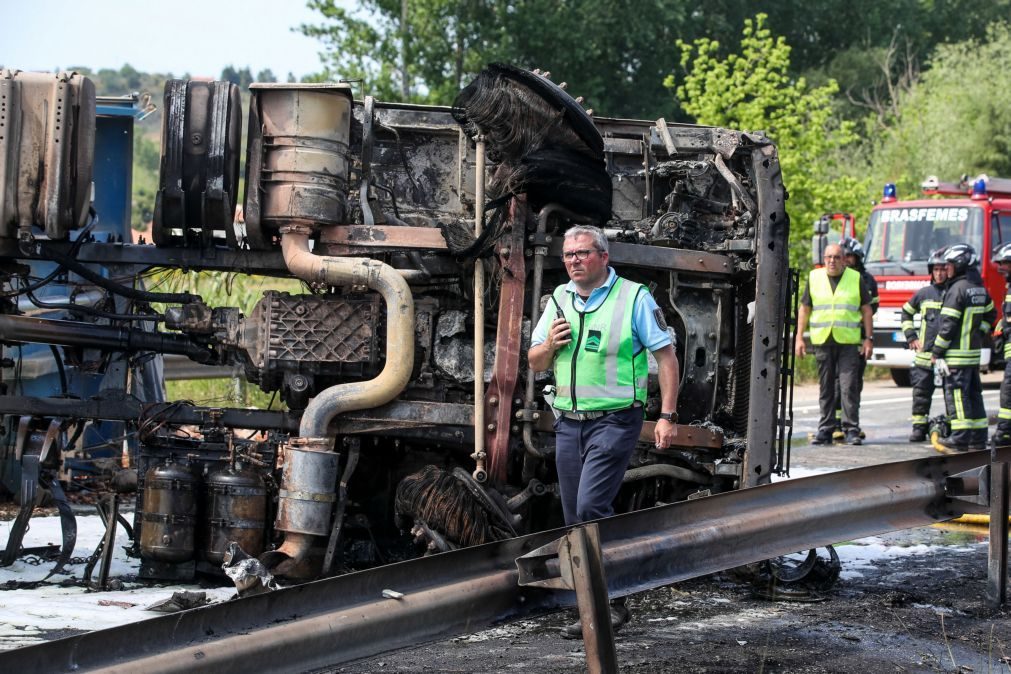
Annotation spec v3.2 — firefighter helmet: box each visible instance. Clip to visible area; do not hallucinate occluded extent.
[940,243,978,275]
[839,237,865,263]
[992,242,1011,265]
[927,246,947,272]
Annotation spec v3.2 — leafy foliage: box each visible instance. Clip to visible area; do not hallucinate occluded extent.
[299,0,503,103]
[668,14,873,268]
[867,22,1011,194]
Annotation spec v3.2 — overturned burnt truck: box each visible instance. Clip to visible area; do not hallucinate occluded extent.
[0,65,791,583]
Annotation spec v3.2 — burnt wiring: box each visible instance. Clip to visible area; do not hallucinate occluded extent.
[0,219,96,299]
[137,400,195,443]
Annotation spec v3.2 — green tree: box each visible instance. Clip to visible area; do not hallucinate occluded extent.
[668,14,872,267]
[132,135,161,229]
[221,65,254,88]
[299,0,695,117]
[299,0,502,103]
[867,23,1011,194]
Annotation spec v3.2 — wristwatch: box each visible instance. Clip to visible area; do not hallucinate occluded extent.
[658,412,678,423]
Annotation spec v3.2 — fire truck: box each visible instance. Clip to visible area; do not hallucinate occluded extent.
[815,176,1011,386]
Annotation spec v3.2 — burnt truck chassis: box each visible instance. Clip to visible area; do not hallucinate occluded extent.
[0,69,791,585]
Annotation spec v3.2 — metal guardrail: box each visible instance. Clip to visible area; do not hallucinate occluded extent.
[1,449,1005,673]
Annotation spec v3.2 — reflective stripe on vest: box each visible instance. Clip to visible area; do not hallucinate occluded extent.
[551,277,649,412]
[808,267,862,345]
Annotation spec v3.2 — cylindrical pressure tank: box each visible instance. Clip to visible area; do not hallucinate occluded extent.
[275,441,339,537]
[202,464,267,564]
[140,459,199,563]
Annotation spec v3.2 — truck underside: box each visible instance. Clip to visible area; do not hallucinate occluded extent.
[0,66,791,584]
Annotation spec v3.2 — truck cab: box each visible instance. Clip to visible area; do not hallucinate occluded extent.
[863,177,1011,385]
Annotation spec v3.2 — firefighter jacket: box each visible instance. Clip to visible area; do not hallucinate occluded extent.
[550,277,649,412]
[901,282,945,368]
[997,280,1011,360]
[859,267,880,316]
[808,267,863,345]
[932,272,995,367]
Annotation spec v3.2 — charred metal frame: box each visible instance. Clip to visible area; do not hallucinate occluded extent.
[1,449,1000,673]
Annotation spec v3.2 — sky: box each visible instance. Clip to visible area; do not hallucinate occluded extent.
[2,0,342,82]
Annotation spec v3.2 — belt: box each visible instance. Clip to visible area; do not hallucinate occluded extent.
[556,405,638,422]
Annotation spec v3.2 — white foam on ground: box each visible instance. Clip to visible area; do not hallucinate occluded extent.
[0,514,234,650]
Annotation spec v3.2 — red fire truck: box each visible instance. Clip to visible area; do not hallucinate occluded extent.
[812,176,1011,386]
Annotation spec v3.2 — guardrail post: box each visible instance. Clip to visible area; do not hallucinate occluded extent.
[987,451,1009,608]
[566,524,618,673]
[515,523,618,673]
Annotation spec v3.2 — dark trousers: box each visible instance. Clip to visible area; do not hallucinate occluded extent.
[997,358,1011,439]
[909,364,936,429]
[815,343,861,434]
[554,407,643,526]
[834,356,868,428]
[942,366,987,447]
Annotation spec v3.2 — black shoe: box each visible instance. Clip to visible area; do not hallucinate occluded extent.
[908,427,927,443]
[844,431,862,445]
[560,602,631,640]
[811,432,833,445]
[994,433,1011,448]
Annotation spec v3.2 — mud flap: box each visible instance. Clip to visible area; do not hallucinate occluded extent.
[40,473,77,580]
[0,453,39,567]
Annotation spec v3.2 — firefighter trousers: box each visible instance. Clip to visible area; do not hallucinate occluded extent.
[997,358,1011,441]
[909,365,936,431]
[942,366,987,447]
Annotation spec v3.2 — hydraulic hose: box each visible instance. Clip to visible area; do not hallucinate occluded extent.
[36,243,199,305]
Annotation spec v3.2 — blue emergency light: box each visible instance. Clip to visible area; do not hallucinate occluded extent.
[882,183,897,202]
[972,177,988,199]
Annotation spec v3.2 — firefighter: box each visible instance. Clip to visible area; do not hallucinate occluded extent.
[991,242,1011,445]
[795,243,875,445]
[932,243,994,451]
[901,247,949,442]
[832,237,879,440]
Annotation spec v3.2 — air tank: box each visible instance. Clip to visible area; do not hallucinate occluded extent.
[140,458,199,563]
[202,464,267,564]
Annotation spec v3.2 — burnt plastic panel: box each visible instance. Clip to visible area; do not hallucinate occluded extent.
[0,69,95,240]
[153,79,242,247]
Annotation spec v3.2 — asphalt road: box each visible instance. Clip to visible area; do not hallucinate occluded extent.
[789,369,1004,472]
[336,370,1011,673]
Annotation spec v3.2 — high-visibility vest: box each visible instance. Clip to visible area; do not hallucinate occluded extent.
[809,267,862,345]
[551,277,649,412]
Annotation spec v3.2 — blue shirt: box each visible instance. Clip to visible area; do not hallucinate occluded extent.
[530,267,674,353]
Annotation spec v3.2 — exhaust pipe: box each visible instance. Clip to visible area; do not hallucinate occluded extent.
[265,225,415,571]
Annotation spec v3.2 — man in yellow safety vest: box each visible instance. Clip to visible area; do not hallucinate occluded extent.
[795,243,874,445]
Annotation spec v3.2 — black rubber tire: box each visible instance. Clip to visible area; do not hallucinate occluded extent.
[890,368,912,387]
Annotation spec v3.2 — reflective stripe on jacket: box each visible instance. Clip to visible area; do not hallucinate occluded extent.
[551,277,649,412]
[901,282,945,368]
[933,273,996,367]
[808,267,862,345]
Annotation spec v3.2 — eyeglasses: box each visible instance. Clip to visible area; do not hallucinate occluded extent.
[824,254,842,260]
[562,249,600,262]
